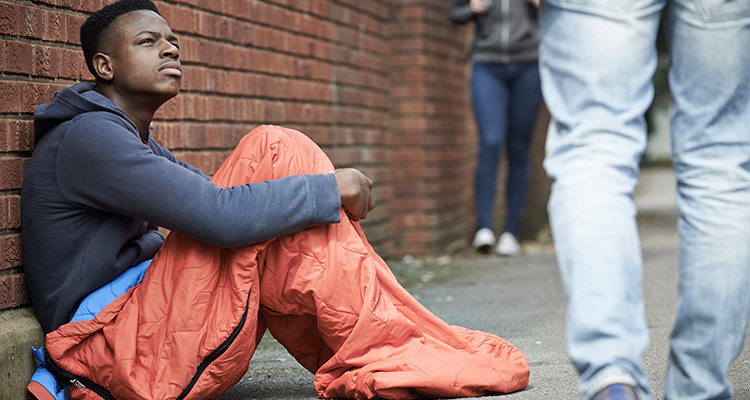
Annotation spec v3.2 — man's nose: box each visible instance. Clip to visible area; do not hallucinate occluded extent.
[161,40,179,59]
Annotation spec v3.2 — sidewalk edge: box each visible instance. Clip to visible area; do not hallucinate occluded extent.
[0,307,44,400]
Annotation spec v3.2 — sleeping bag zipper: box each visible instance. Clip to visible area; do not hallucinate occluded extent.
[176,290,252,400]
[44,349,116,400]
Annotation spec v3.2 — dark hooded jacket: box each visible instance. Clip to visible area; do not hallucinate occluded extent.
[450,0,539,64]
[22,82,342,333]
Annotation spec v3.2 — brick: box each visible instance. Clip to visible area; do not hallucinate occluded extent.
[59,48,77,78]
[297,14,333,40]
[198,12,219,39]
[391,54,428,68]
[0,273,30,309]
[305,60,331,81]
[169,95,191,121]
[0,158,27,191]
[5,41,33,74]
[0,2,19,35]
[0,195,21,230]
[79,0,105,13]
[228,19,254,46]
[58,48,83,79]
[43,10,66,42]
[225,0,251,21]
[66,14,85,45]
[0,81,22,113]
[401,5,425,19]
[397,214,429,229]
[0,120,34,152]
[401,231,429,246]
[21,82,59,114]
[28,0,54,6]
[308,0,332,19]
[255,2,289,30]
[160,3,195,34]
[19,4,43,39]
[0,234,22,271]
[32,44,52,76]
[177,0,222,14]
[179,65,203,91]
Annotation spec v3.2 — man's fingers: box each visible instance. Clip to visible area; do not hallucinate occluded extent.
[334,167,375,221]
[367,194,375,212]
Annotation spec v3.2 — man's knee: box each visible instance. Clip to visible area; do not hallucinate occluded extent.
[234,124,333,175]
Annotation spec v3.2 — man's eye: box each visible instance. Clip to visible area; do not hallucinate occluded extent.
[139,38,155,45]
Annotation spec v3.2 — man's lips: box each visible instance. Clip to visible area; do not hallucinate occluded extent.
[159,62,182,77]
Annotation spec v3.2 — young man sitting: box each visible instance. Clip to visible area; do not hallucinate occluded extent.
[22,1,529,399]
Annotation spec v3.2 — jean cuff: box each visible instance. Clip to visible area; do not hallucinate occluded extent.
[581,366,650,400]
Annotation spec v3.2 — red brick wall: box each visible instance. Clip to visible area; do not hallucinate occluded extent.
[0,0,549,313]
[1,0,99,310]
[389,0,477,254]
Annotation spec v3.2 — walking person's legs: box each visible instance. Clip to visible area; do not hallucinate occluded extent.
[539,0,664,398]
[663,1,750,398]
[471,62,511,250]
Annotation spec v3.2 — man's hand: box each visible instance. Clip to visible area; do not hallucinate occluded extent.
[471,0,492,14]
[334,168,375,221]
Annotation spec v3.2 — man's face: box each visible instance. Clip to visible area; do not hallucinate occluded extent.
[105,10,182,102]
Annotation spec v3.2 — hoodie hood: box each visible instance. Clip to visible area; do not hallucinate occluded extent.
[33,82,136,145]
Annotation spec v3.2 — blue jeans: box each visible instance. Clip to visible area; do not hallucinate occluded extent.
[540,0,750,399]
[472,61,542,235]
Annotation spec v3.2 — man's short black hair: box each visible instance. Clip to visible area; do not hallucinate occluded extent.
[80,0,160,77]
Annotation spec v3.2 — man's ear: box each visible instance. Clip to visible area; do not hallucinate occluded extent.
[92,53,114,82]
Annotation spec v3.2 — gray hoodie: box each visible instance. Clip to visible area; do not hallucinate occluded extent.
[450,0,539,64]
[22,82,341,333]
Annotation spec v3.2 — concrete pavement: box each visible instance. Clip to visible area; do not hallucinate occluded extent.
[217,168,750,399]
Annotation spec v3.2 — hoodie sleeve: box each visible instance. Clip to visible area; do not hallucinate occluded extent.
[55,113,341,247]
[147,139,211,179]
[450,0,476,24]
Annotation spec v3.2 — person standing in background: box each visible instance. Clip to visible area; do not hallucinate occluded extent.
[450,0,543,256]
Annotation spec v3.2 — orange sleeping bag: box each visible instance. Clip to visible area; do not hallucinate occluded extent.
[42,125,529,399]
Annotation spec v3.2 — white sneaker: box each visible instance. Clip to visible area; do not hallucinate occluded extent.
[496,232,520,256]
[472,228,496,253]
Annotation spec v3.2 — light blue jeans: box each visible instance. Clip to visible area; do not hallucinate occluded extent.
[539,0,750,399]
